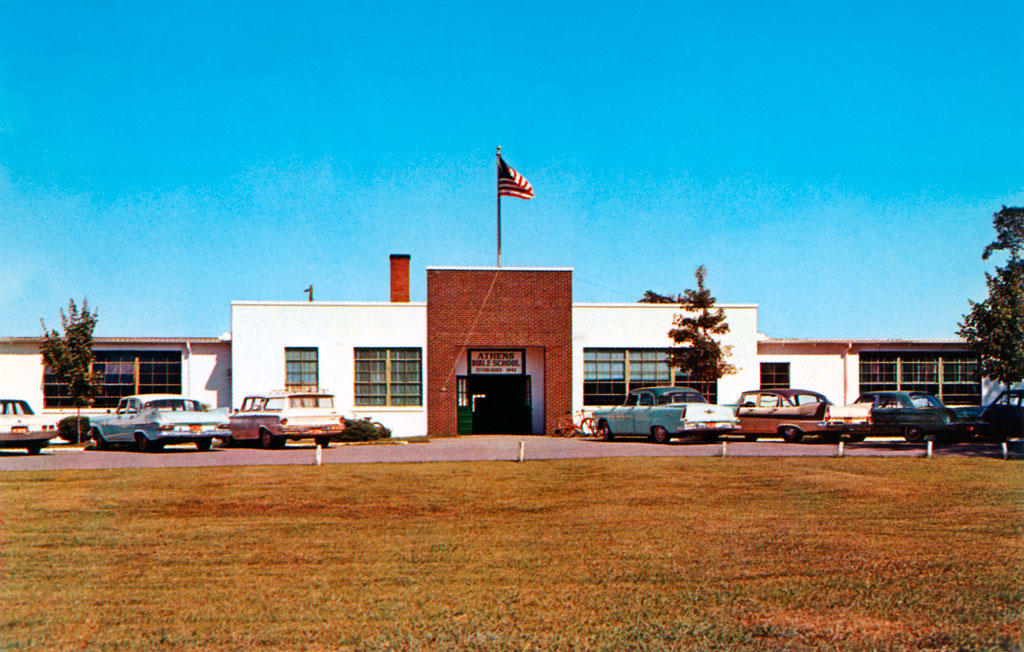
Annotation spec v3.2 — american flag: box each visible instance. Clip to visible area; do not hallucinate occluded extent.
[497,156,534,200]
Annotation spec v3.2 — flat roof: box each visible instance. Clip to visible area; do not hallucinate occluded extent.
[760,338,965,345]
[1,336,227,344]
[426,266,573,272]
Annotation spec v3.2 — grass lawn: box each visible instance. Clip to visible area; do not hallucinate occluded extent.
[1,458,1021,651]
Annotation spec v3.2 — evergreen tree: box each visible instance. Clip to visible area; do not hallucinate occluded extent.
[959,207,1024,388]
[665,266,737,383]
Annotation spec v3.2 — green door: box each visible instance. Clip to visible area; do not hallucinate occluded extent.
[456,376,473,435]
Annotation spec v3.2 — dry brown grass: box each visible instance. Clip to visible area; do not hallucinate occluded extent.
[1,457,1021,651]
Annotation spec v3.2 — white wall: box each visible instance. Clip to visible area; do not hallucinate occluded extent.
[0,339,230,415]
[571,304,761,408]
[0,341,47,411]
[231,302,428,437]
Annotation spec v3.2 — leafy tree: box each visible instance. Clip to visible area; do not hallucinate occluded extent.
[646,266,737,384]
[40,299,99,443]
[959,207,1024,389]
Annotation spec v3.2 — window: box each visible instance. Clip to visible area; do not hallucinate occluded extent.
[760,362,790,390]
[355,348,422,406]
[859,352,980,405]
[583,348,718,406]
[44,350,182,409]
[285,348,319,391]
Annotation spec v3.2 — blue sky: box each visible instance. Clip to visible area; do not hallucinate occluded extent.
[1,1,1021,339]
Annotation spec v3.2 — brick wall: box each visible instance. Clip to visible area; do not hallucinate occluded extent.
[426,268,572,435]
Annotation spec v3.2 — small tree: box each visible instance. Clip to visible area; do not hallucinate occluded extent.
[40,299,100,443]
[959,207,1024,389]
[644,266,737,393]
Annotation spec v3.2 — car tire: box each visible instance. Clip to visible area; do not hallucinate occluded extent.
[744,433,759,442]
[136,433,153,453]
[315,436,331,448]
[701,432,720,443]
[652,426,671,444]
[781,426,804,443]
[259,428,274,450]
[597,421,614,441]
[92,430,108,450]
[195,439,212,452]
[26,443,42,455]
[847,432,866,443]
[819,432,841,444]
[904,426,924,443]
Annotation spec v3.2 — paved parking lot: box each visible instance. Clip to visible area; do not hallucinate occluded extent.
[0,436,1018,472]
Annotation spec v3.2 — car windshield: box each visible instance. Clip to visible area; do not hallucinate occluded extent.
[659,391,706,405]
[144,399,205,412]
[1,400,33,415]
[289,396,334,408]
[910,394,944,409]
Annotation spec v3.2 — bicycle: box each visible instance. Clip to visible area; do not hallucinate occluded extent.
[553,410,596,437]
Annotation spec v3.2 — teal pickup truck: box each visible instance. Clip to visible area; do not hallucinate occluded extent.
[593,386,739,444]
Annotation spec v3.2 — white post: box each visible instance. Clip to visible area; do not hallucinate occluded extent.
[721,441,727,458]
[518,440,525,463]
[315,444,322,466]
[1002,441,1009,460]
[838,441,844,458]
[926,440,933,459]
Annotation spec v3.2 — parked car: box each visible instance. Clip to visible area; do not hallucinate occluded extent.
[592,386,738,444]
[0,399,57,455]
[89,395,226,452]
[222,391,347,449]
[852,391,985,442]
[956,389,1024,441]
[733,389,871,443]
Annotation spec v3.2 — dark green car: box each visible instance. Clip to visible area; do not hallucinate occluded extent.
[853,391,985,442]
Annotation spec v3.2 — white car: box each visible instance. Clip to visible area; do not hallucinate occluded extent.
[223,391,348,449]
[0,399,58,455]
[88,395,227,452]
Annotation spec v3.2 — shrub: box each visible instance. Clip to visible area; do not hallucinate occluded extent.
[339,419,391,442]
[57,416,91,444]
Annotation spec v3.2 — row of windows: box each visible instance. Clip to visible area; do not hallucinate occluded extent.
[43,347,983,410]
[286,347,423,407]
[583,348,718,405]
[859,352,980,405]
[757,355,982,405]
[44,351,182,408]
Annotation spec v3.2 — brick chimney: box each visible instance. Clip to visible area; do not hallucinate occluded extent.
[390,254,410,302]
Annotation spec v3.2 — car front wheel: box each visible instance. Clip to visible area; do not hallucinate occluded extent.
[597,421,614,441]
[781,426,804,443]
[92,430,108,450]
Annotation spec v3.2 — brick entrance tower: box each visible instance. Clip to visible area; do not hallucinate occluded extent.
[426,267,572,436]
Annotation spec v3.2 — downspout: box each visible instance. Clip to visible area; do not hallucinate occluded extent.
[185,341,192,397]
[843,341,852,404]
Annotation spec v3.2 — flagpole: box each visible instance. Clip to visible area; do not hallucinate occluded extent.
[496,145,502,268]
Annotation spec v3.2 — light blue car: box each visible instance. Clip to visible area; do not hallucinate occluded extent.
[89,394,228,452]
[593,386,739,444]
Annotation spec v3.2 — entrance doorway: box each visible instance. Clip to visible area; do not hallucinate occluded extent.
[456,375,532,434]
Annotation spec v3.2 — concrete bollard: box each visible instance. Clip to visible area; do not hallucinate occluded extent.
[838,441,844,458]
[721,441,727,458]
[518,440,525,463]
[926,440,933,459]
[1002,441,1009,460]
[315,444,322,466]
